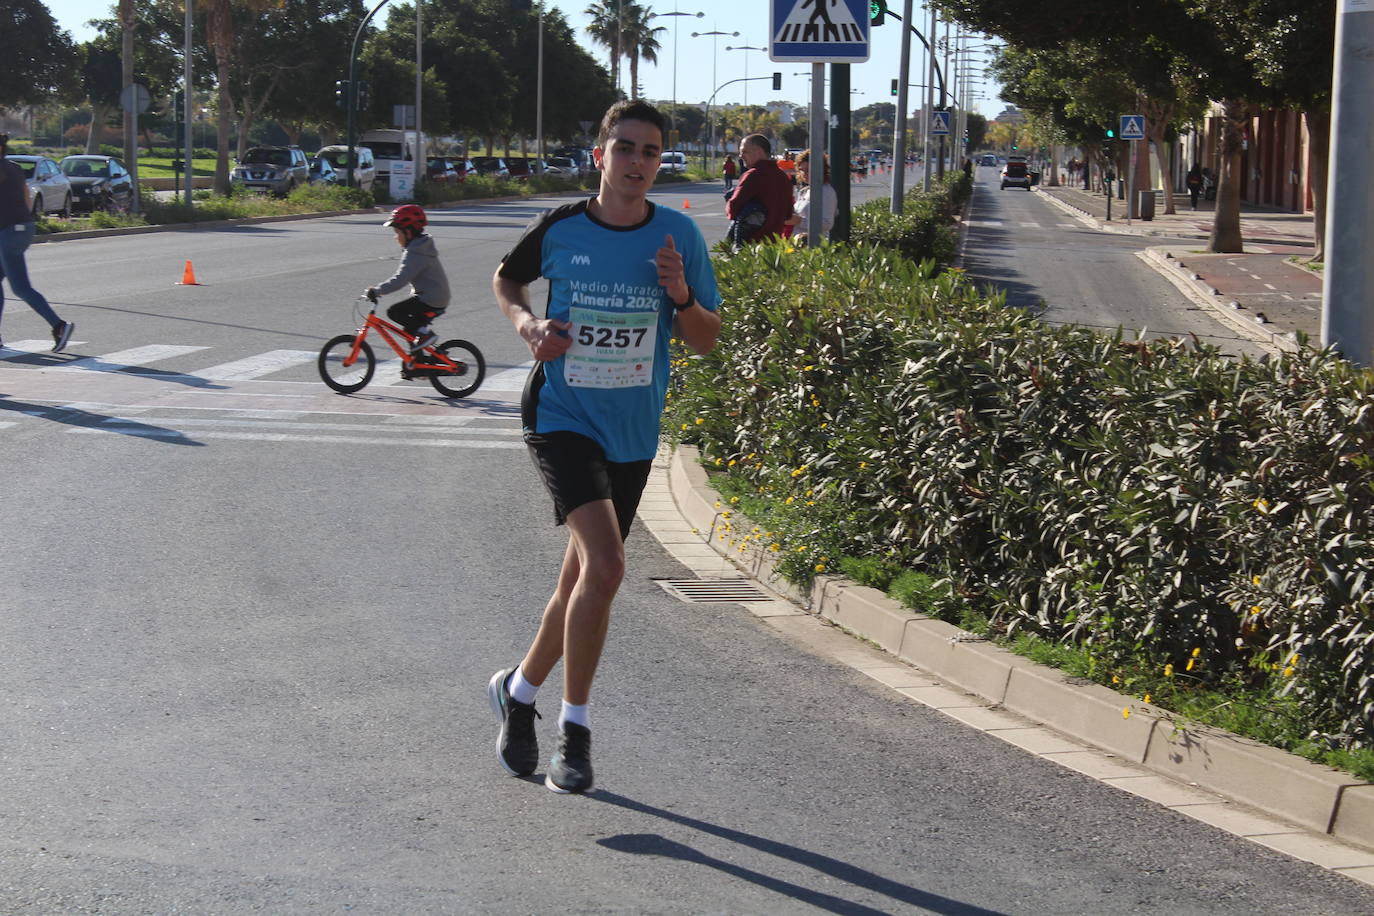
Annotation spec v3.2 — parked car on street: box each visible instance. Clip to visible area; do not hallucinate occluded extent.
[979,153,998,167]
[446,157,475,182]
[8,155,72,219]
[308,156,340,185]
[426,157,457,183]
[506,158,533,180]
[552,146,594,177]
[315,145,375,191]
[658,150,688,174]
[230,145,309,196]
[546,156,581,178]
[471,156,509,178]
[59,154,133,213]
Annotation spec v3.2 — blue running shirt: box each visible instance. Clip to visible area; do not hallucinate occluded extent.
[499,199,720,462]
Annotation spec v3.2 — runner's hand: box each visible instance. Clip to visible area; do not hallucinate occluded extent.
[522,318,573,361]
[656,235,689,305]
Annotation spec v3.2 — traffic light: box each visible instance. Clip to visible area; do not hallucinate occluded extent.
[355,79,369,111]
[870,0,887,25]
[335,79,349,109]
[772,72,781,91]
[890,78,898,96]
[1106,127,1115,139]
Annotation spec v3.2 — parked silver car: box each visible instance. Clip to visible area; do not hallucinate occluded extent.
[8,155,73,219]
[231,146,308,196]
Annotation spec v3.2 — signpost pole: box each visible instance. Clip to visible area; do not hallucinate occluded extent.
[808,62,825,247]
[890,0,913,213]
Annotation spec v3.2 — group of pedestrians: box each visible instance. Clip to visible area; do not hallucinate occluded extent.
[0,133,74,352]
[723,135,836,247]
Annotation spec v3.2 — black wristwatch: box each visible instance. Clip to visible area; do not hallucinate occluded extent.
[672,286,695,312]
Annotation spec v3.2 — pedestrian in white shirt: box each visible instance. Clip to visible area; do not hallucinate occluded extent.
[784,149,837,246]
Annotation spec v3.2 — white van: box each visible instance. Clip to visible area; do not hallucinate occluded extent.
[360,130,418,185]
[316,145,375,191]
[658,150,688,174]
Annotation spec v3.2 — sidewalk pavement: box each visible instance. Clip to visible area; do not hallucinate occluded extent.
[1035,184,1324,352]
[641,447,1374,889]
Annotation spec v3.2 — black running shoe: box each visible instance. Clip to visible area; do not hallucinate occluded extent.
[488,668,539,777]
[546,722,593,794]
[52,321,74,353]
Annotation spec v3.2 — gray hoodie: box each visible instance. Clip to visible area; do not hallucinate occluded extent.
[375,233,450,308]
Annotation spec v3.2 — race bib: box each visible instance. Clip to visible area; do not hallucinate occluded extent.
[565,307,659,389]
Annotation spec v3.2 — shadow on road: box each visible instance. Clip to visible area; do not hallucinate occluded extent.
[593,791,1010,916]
[0,397,205,445]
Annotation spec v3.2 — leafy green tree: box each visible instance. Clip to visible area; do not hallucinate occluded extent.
[80,42,124,153]
[1,0,81,109]
[259,0,363,146]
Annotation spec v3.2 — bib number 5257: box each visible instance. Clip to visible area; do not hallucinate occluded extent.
[577,325,649,349]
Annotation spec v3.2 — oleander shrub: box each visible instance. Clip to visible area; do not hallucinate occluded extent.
[670,238,1374,748]
[849,171,971,266]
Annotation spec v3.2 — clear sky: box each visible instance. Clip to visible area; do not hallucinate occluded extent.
[50,0,1008,120]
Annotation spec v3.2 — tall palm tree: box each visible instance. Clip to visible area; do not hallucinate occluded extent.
[584,0,623,93]
[620,3,664,100]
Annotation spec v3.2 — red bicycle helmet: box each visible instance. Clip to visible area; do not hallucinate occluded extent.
[383,204,427,231]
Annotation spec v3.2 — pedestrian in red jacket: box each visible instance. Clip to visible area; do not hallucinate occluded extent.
[725,134,794,244]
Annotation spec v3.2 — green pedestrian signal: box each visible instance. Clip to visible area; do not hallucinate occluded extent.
[890,79,898,96]
[870,1,887,25]
[1106,127,1115,139]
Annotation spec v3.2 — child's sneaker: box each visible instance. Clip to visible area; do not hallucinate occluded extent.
[52,321,74,353]
[410,330,438,353]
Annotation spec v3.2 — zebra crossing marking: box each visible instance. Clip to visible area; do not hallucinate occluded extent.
[53,345,210,373]
[197,349,318,380]
[1,339,88,354]
[485,363,534,391]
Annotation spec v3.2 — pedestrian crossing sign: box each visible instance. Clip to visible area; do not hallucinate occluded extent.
[771,0,871,63]
[931,110,951,135]
[1119,115,1145,140]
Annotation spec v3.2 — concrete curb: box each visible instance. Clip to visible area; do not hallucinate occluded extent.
[1137,246,1300,353]
[31,207,384,243]
[665,444,1374,855]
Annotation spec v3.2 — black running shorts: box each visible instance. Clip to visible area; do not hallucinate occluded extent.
[525,430,653,541]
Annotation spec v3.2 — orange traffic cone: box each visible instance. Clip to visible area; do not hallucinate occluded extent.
[683,198,691,209]
[178,260,200,286]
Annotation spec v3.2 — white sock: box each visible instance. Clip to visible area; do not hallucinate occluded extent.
[508,666,539,705]
[559,701,589,730]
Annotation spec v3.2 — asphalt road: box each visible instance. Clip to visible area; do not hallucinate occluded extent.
[961,165,1270,359]
[2,177,1370,913]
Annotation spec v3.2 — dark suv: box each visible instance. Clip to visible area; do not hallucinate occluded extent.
[231,146,309,195]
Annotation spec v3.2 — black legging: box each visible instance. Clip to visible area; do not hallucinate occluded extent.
[387,296,442,334]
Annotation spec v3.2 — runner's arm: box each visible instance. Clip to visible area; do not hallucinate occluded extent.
[493,272,571,362]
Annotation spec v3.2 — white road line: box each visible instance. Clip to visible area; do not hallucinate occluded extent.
[1057,223,1079,229]
[67,428,525,448]
[53,345,210,372]
[1019,221,1042,228]
[1250,274,1263,280]
[967,220,1004,228]
[197,349,318,380]
[83,416,522,435]
[485,363,535,391]
[1,339,87,353]
[0,421,16,429]
[1264,283,1277,291]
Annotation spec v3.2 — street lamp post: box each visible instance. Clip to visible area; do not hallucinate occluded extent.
[725,43,766,108]
[692,28,738,170]
[658,6,703,143]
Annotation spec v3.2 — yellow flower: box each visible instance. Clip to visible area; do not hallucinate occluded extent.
[728,459,737,466]
[1253,498,1270,514]
[1122,707,1132,720]
[1282,666,1296,677]
[801,366,814,372]
[785,496,795,505]
[769,544,780,552]
[1143,693,1153,704]
[680,423,688,431]
[1186,659,1196,672]
[695,417,705,425]
[1112,675,1121,685]
[713,500,721,509]
[691,528,700,535]
[729,496,739,504]
[715,458,723,466]
[859,461,868,469]
[1250,605,1262,616]
[815,563,827,573]
[1252,575,1262,586]
[1164,664,1174,677]
[1191,647,1201,658]
[820,423,828,429]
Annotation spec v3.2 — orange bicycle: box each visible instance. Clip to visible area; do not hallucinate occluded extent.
[318,294,485,397]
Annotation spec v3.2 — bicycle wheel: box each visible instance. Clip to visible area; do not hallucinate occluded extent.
[318,334,375,393]
[429,338,485,398]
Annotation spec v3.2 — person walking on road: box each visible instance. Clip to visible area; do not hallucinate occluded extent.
[489,100,722,794]
[725,133,794,246]
[722,154,737,191]
[0,134,73,352]
[1186,163,1205,210]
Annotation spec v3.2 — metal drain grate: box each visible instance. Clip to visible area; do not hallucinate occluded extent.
[656,578,772,603]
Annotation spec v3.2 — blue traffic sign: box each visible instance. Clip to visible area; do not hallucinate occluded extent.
[1119,114,1145,140]
[931,111,951,136]
[771,0,871,63]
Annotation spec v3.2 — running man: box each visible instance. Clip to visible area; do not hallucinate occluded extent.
[489,100,721,794]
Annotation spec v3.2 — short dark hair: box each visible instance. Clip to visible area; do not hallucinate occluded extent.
[743,133,772,157]
[597,100,667,148]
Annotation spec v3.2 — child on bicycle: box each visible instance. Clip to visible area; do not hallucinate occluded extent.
[365,204,450,352]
